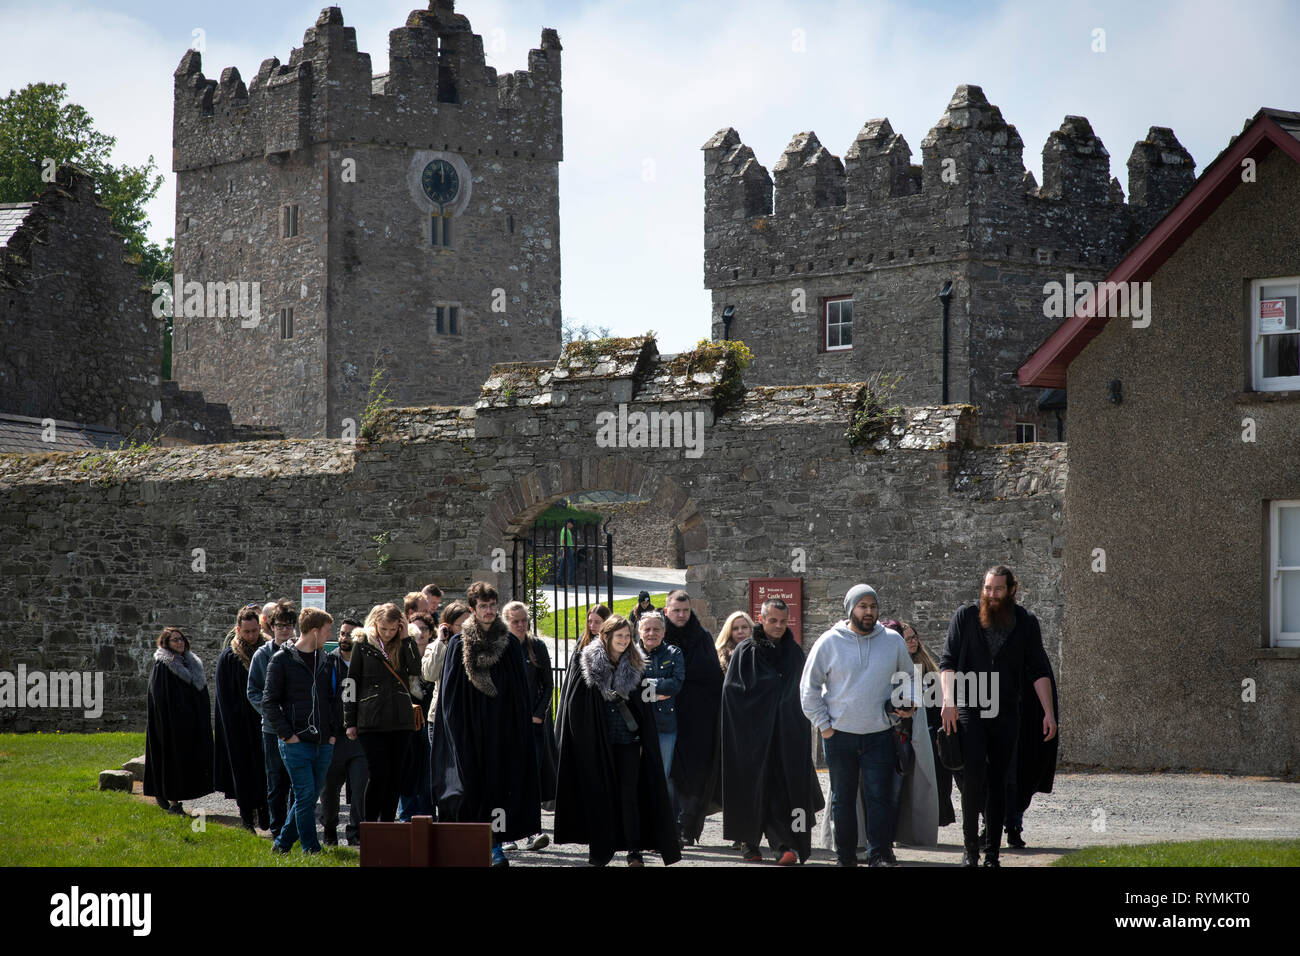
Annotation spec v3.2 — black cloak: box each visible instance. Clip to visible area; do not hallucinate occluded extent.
[142,652,214,803]
[522,637,559,807]
[431,617,541,842]
[662,610,723,839]
[554,646,682,866]
[1013,657,1060,814]
[212,644,267,810]
[721,630,825,861]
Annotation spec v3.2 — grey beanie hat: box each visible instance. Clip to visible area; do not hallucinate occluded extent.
[844,584,878,616]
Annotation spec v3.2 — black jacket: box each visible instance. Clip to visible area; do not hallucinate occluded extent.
[720,630,824,860]
[213,643,267,807]
[263,642,345,744]
[554,642,681,865]
[940,603,1051,723]
[326,648,366,762]
[662,610,723,839]
[342,636,422,733]
[521,636,558,804]
[431,617,541,841]
[143,649,214,803]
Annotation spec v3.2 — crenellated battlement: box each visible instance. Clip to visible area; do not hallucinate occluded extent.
[173,2,562,172]
[703,84,1193,281]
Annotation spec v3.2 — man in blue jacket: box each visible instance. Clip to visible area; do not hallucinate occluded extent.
[263,607,345,855]
[637,611,684,815]
[246,600,296,838]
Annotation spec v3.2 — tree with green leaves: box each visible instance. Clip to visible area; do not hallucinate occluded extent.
[0,81,173,370]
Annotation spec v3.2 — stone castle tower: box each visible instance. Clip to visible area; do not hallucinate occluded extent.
[703,85,1195,443]
[171,2,562,438]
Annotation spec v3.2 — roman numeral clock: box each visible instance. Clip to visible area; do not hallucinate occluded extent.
[407,151,473,243]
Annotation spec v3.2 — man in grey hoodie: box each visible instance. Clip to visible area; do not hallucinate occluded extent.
[800,584,916,867]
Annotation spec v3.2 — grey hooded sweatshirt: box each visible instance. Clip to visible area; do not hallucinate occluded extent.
[799,620,915,735]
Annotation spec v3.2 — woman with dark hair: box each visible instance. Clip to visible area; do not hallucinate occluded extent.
[892,618,955,828]
[555,604,611,742]
[344,603,422,823]
[555,615,680,867]
[143,627,214,815]
[214,605,269,830]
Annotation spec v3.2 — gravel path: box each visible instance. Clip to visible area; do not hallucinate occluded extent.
[171,768,1300,866]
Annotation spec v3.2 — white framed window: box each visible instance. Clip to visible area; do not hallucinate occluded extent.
[1251,277,1299,391]
[1271,500,1300,648]
[824,297,853,351]
[1015,422,1037,443]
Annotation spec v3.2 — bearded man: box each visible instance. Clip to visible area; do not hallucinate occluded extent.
[940,565,1057,868]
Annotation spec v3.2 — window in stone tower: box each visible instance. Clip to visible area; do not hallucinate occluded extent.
[824,297,853,351]
[432,213,453,247]
[434,304,461,336]
[281,204,299,239]
[280,307,294,340]
[1015,423,1037,443]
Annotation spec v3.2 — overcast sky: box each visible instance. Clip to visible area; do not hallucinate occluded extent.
[2,0,1297,351]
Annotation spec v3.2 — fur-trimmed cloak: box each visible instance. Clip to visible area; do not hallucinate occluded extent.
[143,648,214,803]
[212,642,267,810]
[554,642,681,865]
[721,630,824,860]
[430,616,540,841]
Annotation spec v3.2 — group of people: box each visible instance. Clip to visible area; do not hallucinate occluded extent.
[142,565,1057,867]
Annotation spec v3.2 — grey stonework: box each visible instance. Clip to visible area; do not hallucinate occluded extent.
[170,3,564,439]
[0,337,1063,739]
[0,165,250,446]
[590,499,685,569]
[703,85,1195,445]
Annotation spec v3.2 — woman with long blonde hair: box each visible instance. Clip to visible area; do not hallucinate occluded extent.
[342,602,422,822]
[715,611,754,673]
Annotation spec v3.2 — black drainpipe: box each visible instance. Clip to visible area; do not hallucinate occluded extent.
[939,281,953,404]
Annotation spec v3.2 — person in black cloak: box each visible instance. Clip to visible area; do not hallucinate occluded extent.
[661,589,723,845]
[555,615,681,867]
[431,581,540,868]
[555,604,611,745]
[1003,655,1059,848]
[502,600,555,851]
[143,627,214,814]
[721,598,824,864]
[213,605,269,830]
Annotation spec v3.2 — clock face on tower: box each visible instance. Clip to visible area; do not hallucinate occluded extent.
[421,160,460,205]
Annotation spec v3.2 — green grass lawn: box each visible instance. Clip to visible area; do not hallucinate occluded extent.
[1054,839,1300,866]
[0,733,358,866]
[533,592,669,641]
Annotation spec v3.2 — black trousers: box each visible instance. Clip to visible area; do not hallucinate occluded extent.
[613,743,642,852]
[956,714,1019,857]
[359,730,408,822]
[318,748,369,842]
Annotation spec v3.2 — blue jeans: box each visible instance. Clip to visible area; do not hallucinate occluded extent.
[657,730,678,815]
[823,729,899,864]
[276,740,334,853]
[263,731,293,837]
[559,547,576,585]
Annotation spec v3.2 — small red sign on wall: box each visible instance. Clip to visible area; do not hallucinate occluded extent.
[749,577,804,645]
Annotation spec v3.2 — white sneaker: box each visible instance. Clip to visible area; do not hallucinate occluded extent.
[525,833,550,850]
[501,841,518,851]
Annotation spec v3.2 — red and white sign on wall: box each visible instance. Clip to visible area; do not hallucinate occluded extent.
[301,578,326,612]
[1260,298,1287,332]
[748,577,804,645]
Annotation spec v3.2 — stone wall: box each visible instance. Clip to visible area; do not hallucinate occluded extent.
[0,168,161,439]
[589,500,682,568]
[171,3,563,438]
[0,337,1065,736]
[704,86,1195,444]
